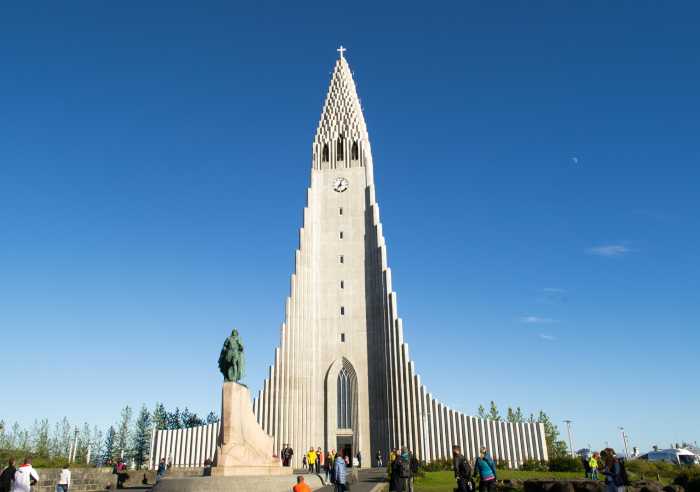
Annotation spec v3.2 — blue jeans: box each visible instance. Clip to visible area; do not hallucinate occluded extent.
[591,469,598,480]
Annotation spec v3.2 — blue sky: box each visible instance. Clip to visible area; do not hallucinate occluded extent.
[1,2,698,453]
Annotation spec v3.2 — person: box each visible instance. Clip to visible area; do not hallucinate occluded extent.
[324,451,333,483]
[583,452,592,479]
[156,458,166,482]
[352,455,359,468]
[306,447,316,474]
[11,458,38,492]
[376,450,383,468]
[389,451,403,492]
[453,445,473,492]
[0,459,16,492]
[293,475,312,492]
[315,447,322,474]
[356,451,362,468]
[401,447,414,492]
[589,453,600,481]
[302,454,307,470]
[115,458,128,489]
[474,447,497,492]
[57,464,71,492]
[281,444,293,467]
[203,457,212,476]
[333,452,347,492]
[602,448,627,492]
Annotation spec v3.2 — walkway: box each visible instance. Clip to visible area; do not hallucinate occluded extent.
[316,468,387,492]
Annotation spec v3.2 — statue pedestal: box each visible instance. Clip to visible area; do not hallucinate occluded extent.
[212,382,291,476]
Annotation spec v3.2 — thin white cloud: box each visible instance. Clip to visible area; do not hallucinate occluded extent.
[521,316,558,324]
[543,287,565,293]
[571,156,579,165]
[587,244,633,257]
[539,333,557,341]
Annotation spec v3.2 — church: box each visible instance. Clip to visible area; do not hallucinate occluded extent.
[250,49,549,467]
[148,49,548,470]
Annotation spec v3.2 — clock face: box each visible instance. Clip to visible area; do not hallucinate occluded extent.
[333,177,349,193]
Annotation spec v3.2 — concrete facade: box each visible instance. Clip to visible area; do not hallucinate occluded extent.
[251,53,549,467]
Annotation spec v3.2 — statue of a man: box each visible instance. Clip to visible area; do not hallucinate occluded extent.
[218,329,245,383]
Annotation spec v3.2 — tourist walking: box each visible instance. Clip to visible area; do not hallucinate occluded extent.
[11,458,39,492]
[453,445,473,492]
[376,450,383,468]
[602,449,627,492]
[306,448,316,474]
[282,444,294,467]
[589,453,600,481]
[0,459,16,492]
[57,464,71,492]
[356,451,362,468]
[156,458,166,482]
[324,451,333,483]
[474,447,497,492]
[333,452,347,492]
[293,475,312,492]
[115,458,128,489]
[315,447,322,474]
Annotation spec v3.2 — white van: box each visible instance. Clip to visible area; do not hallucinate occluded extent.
[636,448,699,465]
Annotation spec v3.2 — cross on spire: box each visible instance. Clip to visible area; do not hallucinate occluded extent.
[337,45,347,59]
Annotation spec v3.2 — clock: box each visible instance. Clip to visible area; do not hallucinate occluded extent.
[333,177,349,193]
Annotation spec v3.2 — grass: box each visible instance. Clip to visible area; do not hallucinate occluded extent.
[414,470,593,492]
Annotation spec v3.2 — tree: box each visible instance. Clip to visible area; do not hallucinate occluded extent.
[488,401,501,421]
[152,403,168,430]
[30,419,50,457]
[181,408,204,428]
[103,426,116,463]
[166,408,181,430]
[507,407,525,423]
[90,426,104,465]
[50,417,72,458]
[206,412,219,424]
[116,406,132,459]
[131,405,152,469]
[538,411,568,458]
[477,405,487,419]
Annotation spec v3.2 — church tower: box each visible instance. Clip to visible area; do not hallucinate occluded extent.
[253,49,549,467]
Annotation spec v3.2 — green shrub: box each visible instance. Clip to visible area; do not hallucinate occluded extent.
[520,460,549,472]
[547,456,583,472]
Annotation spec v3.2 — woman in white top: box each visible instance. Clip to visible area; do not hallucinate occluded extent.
[57,464,71,492]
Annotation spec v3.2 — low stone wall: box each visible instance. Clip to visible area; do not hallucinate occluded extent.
[521,479,684,492]
[32,467,157,492]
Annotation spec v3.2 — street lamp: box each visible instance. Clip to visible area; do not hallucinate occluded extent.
[618,427,630,458]
[563,420,575,457]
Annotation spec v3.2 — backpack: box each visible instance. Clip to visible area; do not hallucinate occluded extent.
[400,457,411,478]
[615,459,630,486]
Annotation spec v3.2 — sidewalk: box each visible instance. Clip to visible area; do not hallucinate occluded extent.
[317,468,387,492]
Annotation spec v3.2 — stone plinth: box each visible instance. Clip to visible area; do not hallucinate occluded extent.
[213,382,290,476]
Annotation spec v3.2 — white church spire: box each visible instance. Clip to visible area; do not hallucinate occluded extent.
[314,48,369,146]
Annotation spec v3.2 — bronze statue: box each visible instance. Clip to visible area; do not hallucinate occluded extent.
[218,329,245,383]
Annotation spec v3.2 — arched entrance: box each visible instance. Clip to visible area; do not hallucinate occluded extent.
[325,357,358,464]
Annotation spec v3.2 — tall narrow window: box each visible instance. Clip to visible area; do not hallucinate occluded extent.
[351,141,359,160]
[339,207,343,215]
[337,367,352,428]
[340,280,344,289]
[339,255,344,264]
[322,144,329,162]
[340,333,345,342]
[337,139,344,161]
[340,306,345,315]
[339,231,344,239]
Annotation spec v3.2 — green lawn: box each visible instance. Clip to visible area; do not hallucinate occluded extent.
[414,470,589,492]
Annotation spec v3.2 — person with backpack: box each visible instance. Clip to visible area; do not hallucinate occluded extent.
[453,445,473,492]
[474,447,497,492]
[602,449,628,492]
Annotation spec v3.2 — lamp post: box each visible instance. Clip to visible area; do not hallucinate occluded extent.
[619,427,630,458]
[563,420,575,457]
